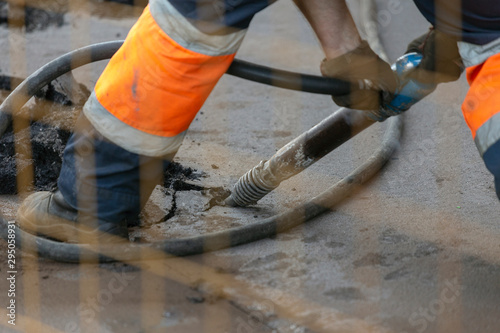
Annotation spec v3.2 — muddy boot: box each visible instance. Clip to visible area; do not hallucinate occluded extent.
[17,190,129,243]
[26,112,174,244]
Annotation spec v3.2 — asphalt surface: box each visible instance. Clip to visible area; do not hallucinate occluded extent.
[0,0,500,332]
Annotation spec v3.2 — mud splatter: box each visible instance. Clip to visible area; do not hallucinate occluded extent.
[324,287,364,301]
[384,268,410,281]
[353,253,388,267]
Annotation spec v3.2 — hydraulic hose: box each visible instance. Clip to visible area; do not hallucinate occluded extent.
[226,59,351,95]
[0,1,403,262]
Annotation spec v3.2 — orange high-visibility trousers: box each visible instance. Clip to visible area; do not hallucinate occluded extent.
[94,5,236,137]
[462,52,500,198]
[463,53,500,142]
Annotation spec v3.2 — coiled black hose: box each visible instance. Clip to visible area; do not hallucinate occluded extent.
[0,12,403,262]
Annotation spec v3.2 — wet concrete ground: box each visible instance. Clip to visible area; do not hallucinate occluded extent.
[1,0,500,332]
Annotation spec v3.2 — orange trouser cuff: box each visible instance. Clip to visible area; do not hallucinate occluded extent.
[95,5,235,137]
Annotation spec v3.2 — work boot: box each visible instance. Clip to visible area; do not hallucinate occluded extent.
[17,190,129,243]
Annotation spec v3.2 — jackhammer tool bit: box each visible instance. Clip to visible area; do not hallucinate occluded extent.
[225,108,375,207]
[226,52,436,207]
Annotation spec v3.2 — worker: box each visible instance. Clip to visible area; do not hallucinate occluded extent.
[17,0,397,243]
[402,0,500,200]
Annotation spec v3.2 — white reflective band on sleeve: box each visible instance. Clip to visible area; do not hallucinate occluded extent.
[458,37,500,67]
[475,111,500,156]
[83,91,186,158]
[149,0,246,56]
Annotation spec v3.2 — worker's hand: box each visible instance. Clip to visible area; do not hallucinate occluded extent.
[320,40,398,111]
[406,28,464,85]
